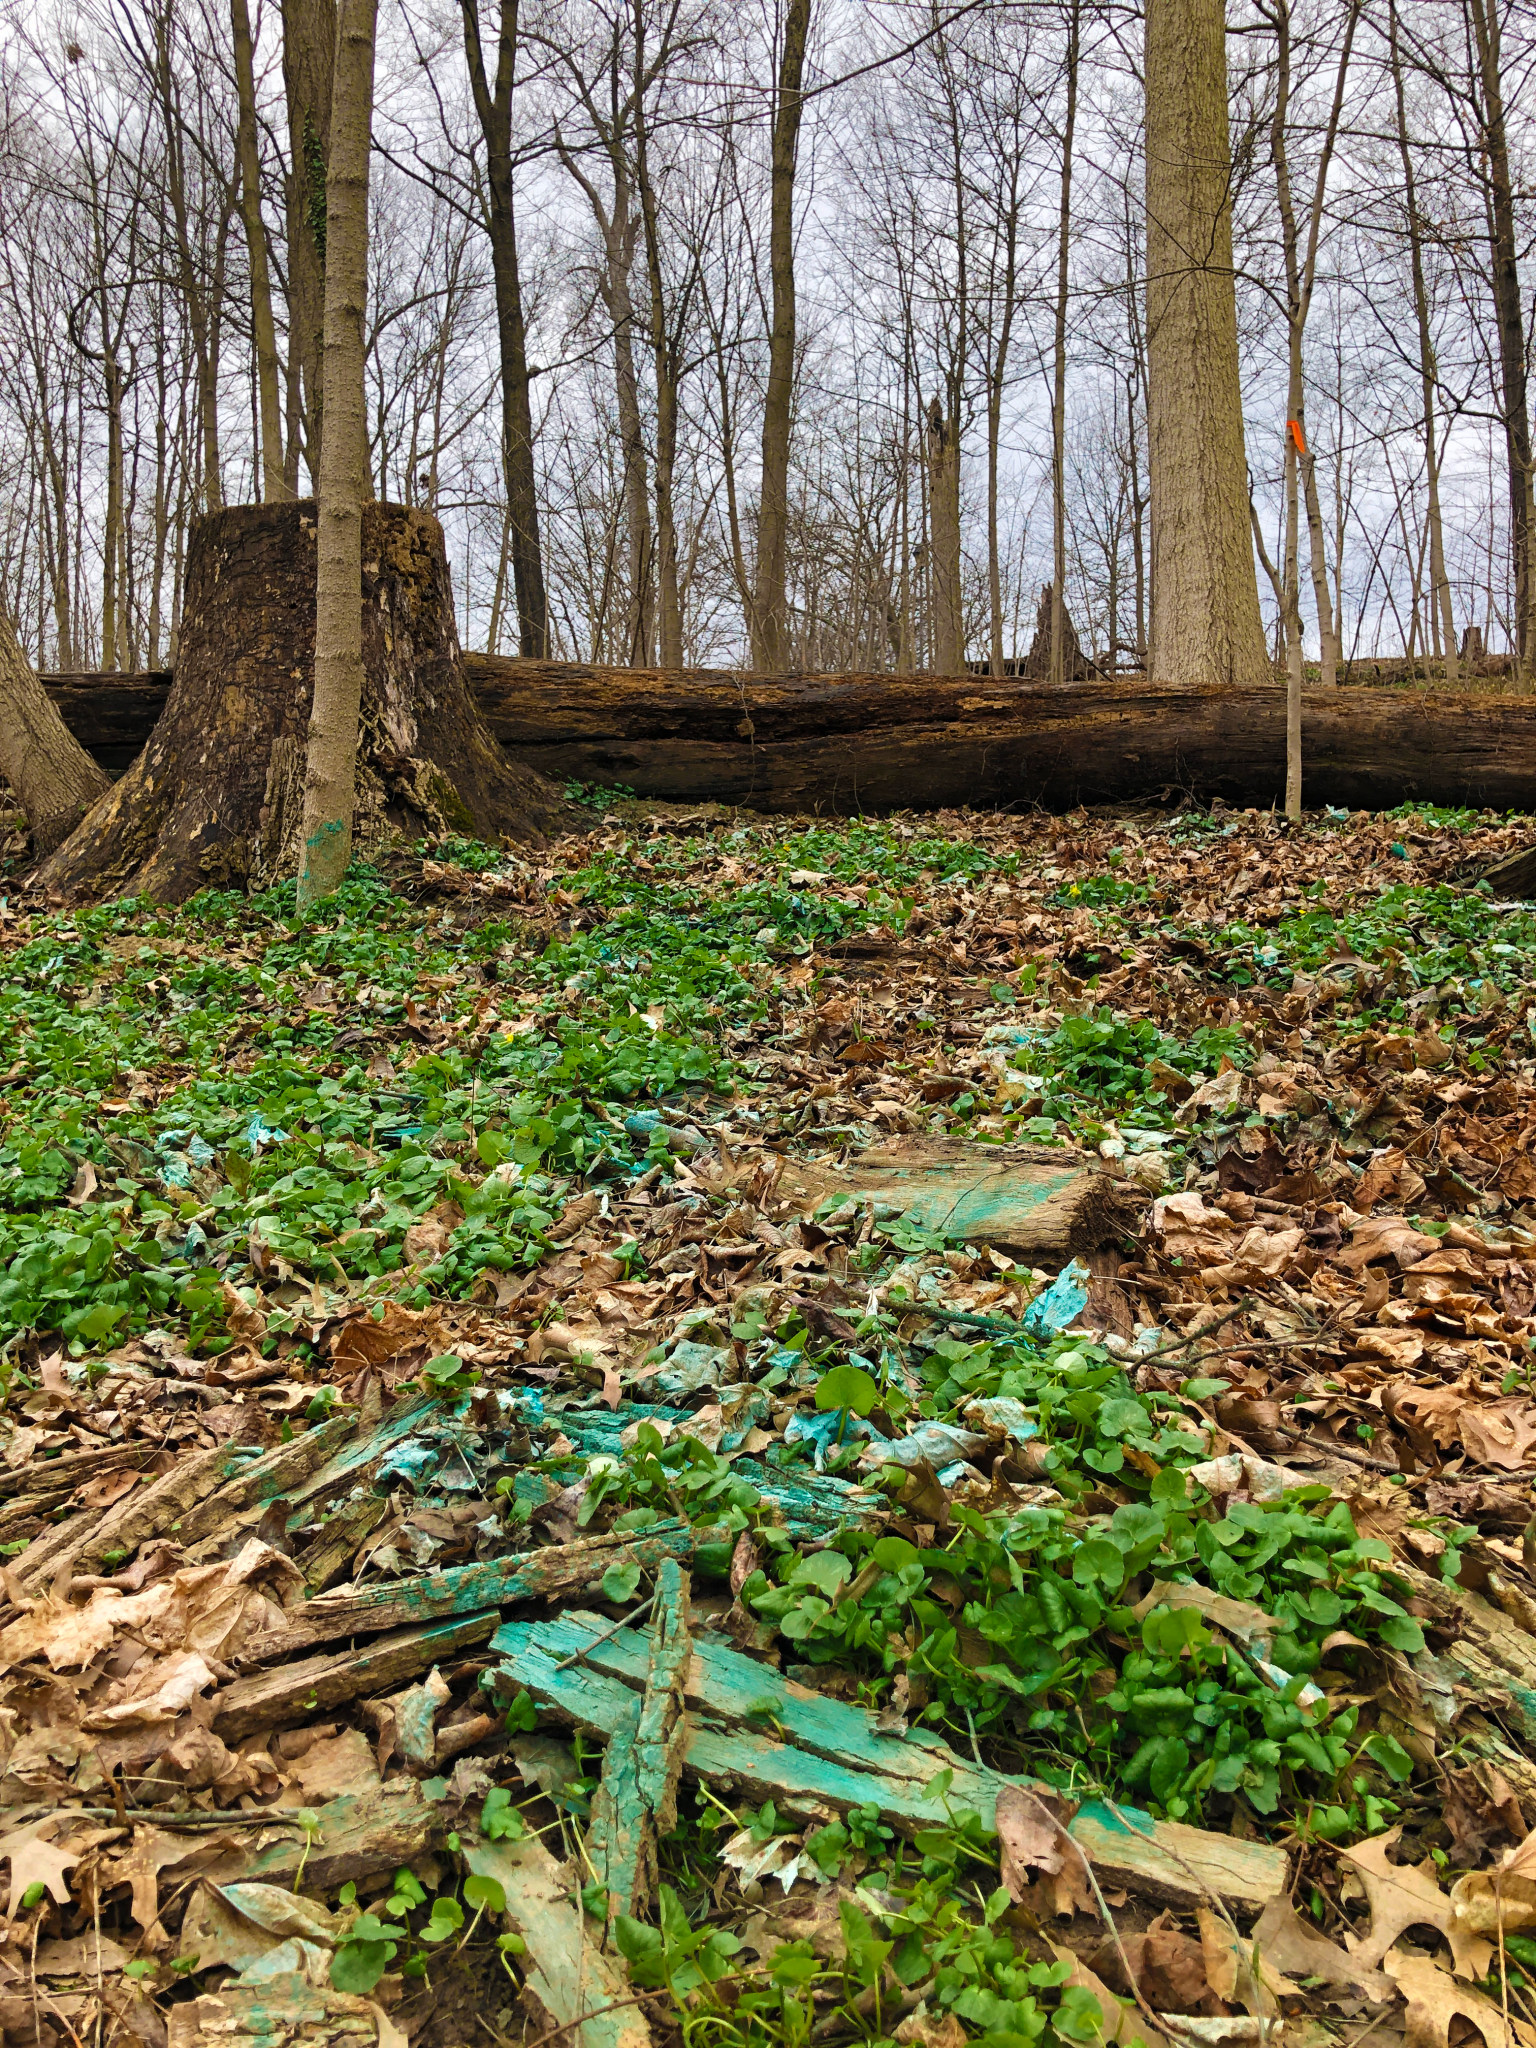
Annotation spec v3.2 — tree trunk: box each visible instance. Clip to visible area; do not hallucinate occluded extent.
[281,0,337,492]
[925,400,963,675]
[1050,0,1079,691]
[34,503,564,903]
[296,0,377,908]
[1144,0,1269,688]
[461,0,548,657]
[750,0,811,673]
[459,652,1536,816]
[1389,0,1456,685]
[1466,0,1535,675]
[636,101,683,672]
[233,0,287,504]
[0,609,110,854]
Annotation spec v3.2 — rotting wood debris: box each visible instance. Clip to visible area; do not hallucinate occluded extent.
[6,800,1536,2048]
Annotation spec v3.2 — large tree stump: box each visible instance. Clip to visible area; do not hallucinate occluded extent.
[36,501,565,903]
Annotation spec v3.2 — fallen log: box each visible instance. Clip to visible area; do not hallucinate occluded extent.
[43,656,1536,814]
[463,657,1536,813]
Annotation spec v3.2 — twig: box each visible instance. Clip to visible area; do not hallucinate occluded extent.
[1015,1788,1212,2046]
[1141,1299,1256,1359]
[556,1587,658,1670]
[513,1988,676,2048]
[1162,1336,1343,1360]
[1269,1422,1399,1473]
[915,1303,1034,1339]
[1101,1799,1241,1937]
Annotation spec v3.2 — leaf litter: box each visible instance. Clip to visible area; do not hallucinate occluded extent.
[3,797,1536,2044]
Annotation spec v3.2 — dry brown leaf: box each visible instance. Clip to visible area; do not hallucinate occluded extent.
[994,1782,1073,1891]
[75,1467,142,1509]
[0,1821,82,1917]
[1338,1217,1442,1273]
[1385,1947,1534,2048]
[1249,1894,1392,2000]
[1460,1400,1536,1471]
[1339,1829,1453,1969]
[1197,1907,1279,2017]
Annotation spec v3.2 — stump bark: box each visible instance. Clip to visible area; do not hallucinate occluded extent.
[36,501,564,902]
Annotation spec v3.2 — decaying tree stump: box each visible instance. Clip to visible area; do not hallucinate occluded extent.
[36,501,564,903]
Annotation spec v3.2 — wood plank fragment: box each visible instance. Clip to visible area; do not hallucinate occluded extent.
[172,1412,359,1548]
[297,1490,390,1591]
[465,1835,653,2048]
[213,1612,498,1740]
[13,1444,232,1590]
[492,1610,1289,1908]
[0,1441,162,1502]
[246,1523,696,1659]
[199,1781,445,1893]
[776,1138,1141,1257]
[1067,1801,1286,1911]
[585,1558,691,1925]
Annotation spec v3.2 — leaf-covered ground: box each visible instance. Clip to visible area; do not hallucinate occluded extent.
[5,794,1536,2048]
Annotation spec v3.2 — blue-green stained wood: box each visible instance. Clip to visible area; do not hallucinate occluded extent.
[253,1520,696,1656]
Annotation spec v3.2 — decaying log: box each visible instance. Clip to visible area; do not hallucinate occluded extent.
[46,651,1536,817]
[461,658,1536,813]
[775,1138,1142,1257]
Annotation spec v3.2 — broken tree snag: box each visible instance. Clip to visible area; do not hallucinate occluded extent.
[32,502,566,905]
[586,1557,692,1927]
[39,672,171,771]
[775,1139,1143,1258]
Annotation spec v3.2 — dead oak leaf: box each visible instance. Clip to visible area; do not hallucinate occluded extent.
[0,1823,82,1918]
[1340,1829,1453,1970]
[1386,1947,1535,2048]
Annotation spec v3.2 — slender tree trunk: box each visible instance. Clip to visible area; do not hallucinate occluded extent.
[233,0,287,503]
[1049,0,1079,690]
[296,0,377,908]
[750,0,811,672]
[925,399,963,673]
[1144,0,1268,690]
[461,0,548,655]
[0,606,109,854]
[1389,0,1455,682]
[603,203,654,667]
[100,325,125,669]
[281,0,337,492]
[636,109,682,669]
[1465,0,1535,674]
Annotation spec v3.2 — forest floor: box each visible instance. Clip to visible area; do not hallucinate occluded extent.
[4,794,1536,2048]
